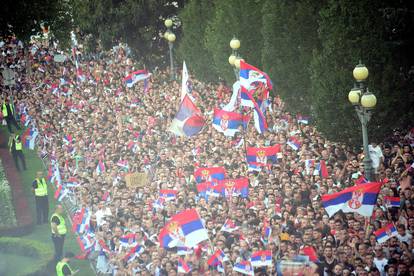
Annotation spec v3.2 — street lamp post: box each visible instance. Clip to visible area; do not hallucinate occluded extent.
[229,36,241,80]
[348,61,377,181]
[164,19,176,80]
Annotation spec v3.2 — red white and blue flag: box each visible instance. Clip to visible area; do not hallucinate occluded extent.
[233,261,254,276]
[207,249,228,266]
[287,136,301,151]
[246,144,280,170]
[169,94,205,137]
[123,70,151,88]
[321,182,382,217]
[72,208,91,233]
[159,189,178,201]
[262,219,272,243]
[177,257,192,273]
[355,175,369,184]
[297,114,310,124]
[217,177,249,198]
[177,246,193,255]
[54,184,69,202]
[251,250,272,267]
[158,209,208,248]
[120,233,136,247]
[194,167,226,183]
[221,218,238,233]
[316,160,329,178]
[374,223,397,244]
[124,244,145,262]
[96,160,106,174]
[384,196,400,208]
[212,108,248,136]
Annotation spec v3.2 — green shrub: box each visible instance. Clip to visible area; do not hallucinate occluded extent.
[0,237,53,276]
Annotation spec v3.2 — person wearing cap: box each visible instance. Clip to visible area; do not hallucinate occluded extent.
[2,97,20,133]
[32,171,49,224]
[56,252,79,276]
[51,205,67,262]
[8,133,26,171]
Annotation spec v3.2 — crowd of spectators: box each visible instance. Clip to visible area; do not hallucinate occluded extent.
[1,35,414,276]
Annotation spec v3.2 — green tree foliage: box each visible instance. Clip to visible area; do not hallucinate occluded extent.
[261,0,322,114]
[177,0,218,82]
[0,0,71,45]
[204,0,265,84]
[71,0,184,68]
[309,0,414,144]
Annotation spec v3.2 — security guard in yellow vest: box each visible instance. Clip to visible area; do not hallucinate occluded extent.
[2,98,20,133]
[32,171,49,224]
[56,252,79,275]
[51,205,67,262]
[8,133,26,171]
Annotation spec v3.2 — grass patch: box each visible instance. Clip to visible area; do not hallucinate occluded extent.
[1,127,94,276]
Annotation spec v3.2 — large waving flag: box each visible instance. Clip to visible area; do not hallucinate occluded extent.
[246,144,280,170]
[239,60,272,133]
[321,182,382,217]
[181,61,191,101]
[222,81,241,112]
[374,223,397,244]
[169,94,205,137]
[158,209,208,248]
[123,70,151,88]
[194,167,226,183]
[212,108,248,136]
[218,177,249,198]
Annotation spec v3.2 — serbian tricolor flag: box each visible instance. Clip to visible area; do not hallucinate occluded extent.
[317,160,329,178]
[384,196,400,208]
[262,219,272,243]
[246,144,280,170]
[159,189,178,201]
[208,249,228,266]
[218,177,249,198]
[96,160,105,174]
[169,94,205,137]
[75,232,95,259]
[374,223,397,244]
[194,167,226,183]
[63,134,73,145]
[239,60,272,133]
[72,208,91,233]
[297,114,310,124]
[321,182,382,217]
[212,108,248,136]
[196,181,211,197]
[123,70,151,88]
[158,209,208,248]
[124,244,144,262]
[177,257,192,273]
[120,233,136,247]
[287,136,301,151]
[233,260,254,276]
[221,219,238,233]
[54,184,68,202]
[251,250,272,267]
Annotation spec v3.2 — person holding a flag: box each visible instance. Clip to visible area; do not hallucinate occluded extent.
[56,252,79,275]
[32,170,49,224]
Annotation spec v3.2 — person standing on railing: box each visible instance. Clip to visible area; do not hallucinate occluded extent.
[8,133,26,171]
[32,170,49,224]
[50,205,67,263]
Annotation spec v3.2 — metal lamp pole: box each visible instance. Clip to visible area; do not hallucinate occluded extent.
[164,19,176,80]
[229,37,241,80]
[348,62,377,181]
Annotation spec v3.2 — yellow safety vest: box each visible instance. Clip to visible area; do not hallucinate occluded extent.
[51,213,67,235]
[9,136,23,152]
[2,103,14,117]
[56,260,72,276]
[34,177,48,196]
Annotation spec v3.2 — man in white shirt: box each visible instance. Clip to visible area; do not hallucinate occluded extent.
[95,201,112,227]
[396,224,412,244]
[373,245,388,276]
[368,142,384,176]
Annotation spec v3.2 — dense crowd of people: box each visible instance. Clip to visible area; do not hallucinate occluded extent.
[1,35,414,276]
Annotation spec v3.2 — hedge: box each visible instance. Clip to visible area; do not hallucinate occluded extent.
[0,237,53,276]
[0,160,17,229]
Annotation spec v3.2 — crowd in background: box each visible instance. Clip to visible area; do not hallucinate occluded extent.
[1,35,414,276]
